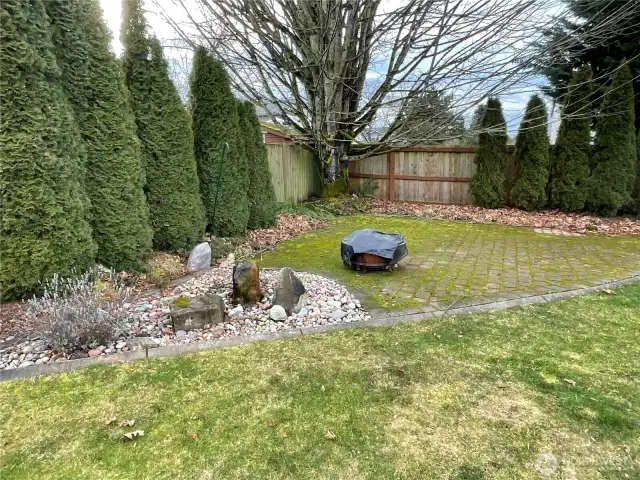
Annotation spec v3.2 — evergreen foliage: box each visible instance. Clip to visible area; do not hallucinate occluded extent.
[633,130,640,214]
[549,66,592,212]
[469,98,507,208]
[587,61,637,216]
[238,101,278,228]
[539,0,640,130]
[191,47,249,236]
[121,0,204,250]
[46,0,152,271]
[0,0,95,299]
[510,95,550,211]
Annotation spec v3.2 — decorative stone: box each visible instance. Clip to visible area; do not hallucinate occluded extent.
[175,330,187,338]
[232,260,261,305]
[171,294,225,331]
[69,351,89,360]
[330,310,348,320]
[88,348,103,357]
[228,305,244,317]
[187,242,212,272]
[269,305,287,321]
[273,267,306,315]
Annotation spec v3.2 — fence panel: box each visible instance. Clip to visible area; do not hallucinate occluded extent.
[266,144,321,203]
[349,145,515,205]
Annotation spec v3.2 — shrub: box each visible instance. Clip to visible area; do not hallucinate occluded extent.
[238,101,278,228]
[549,65,593,212]
[587,61,637,215]
[191,47,249,236]
[350,178,380,197]
[121,0,204,251]
[27,272,130,351]
[46,0,152,271]
[469,98,508,208]
[1,0,96,300]
[510,95,550,210]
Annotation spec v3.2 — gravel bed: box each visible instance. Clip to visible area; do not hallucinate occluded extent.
[0,267,370,371]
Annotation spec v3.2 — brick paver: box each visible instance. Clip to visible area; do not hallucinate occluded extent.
[258,215,640,311]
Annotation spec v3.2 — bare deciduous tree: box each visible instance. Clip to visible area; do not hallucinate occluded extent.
[157,0,640,183]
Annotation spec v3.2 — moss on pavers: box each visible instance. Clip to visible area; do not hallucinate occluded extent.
[257,215,640,310]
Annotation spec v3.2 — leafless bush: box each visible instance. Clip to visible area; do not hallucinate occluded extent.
[27,272,130,351]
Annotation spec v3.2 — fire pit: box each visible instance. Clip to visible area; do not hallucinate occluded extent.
[341,229,408,272]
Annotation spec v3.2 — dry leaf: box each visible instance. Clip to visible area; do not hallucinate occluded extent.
[563,378,576,386]
[268,419,277,428]
[396,368,405,378]
[105,416,117,425]
[123,430,144,441]
[119,419,135,427]
[189,432,198,440]
[602,289,615,295]
[325,430,337,441]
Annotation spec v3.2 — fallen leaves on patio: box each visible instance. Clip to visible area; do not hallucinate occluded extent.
[245,213,328,248]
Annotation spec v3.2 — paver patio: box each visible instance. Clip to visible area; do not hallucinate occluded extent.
[257,215,640,311]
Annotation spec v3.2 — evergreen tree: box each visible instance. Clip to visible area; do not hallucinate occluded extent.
[538,0,640,130]
[46,0,151,271]
[0,0,95,299]
[121,0,204,250]
[587,61,637,216]
[510,95,550,211]
[238,101,278,228]
[191,47,249,236]
[469,98,507,208]
[549,66,592,212]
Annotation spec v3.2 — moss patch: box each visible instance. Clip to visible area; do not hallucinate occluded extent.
[256,215,640,309]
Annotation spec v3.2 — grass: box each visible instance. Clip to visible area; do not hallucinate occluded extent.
[1,283,639,479]
[256,215,640,309]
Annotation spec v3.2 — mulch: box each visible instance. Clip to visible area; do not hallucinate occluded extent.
[369,200,640,236]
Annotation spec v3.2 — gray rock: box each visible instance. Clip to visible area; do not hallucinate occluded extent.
[69,351,89,360]
[330,310,348,320]
[87,348,103,357]
[171,294,225,331]
[273,267,306,314]
[18,361,35,368]
[115,341,127,350]
[187,242,212,272]
[126,337,159,350]
[175,330,187,338]
[269,305,287,321]
[228,305,244,317]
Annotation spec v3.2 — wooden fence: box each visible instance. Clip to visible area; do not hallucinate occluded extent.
[266,144,321,203]
[349,145,516,205]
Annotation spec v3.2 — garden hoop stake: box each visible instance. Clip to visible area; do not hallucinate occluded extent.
[211,142,229,231]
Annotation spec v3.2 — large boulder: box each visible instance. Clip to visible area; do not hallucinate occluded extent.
[232,260,262,305]
[186,242,211,272]
[170,294,225,331]
[273,267,306,314]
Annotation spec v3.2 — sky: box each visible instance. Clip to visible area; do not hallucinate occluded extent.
[99,0,559,140]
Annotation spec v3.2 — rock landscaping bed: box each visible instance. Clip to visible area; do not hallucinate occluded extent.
[0,264,369,371]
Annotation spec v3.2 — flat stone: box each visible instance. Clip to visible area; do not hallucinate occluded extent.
[330,310,348,320]
[126,337,159,350]
[88,348,103,357]
[171,294,225,331]
[18,361,35,368]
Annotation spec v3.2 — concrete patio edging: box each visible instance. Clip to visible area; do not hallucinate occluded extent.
[1,273,638,383]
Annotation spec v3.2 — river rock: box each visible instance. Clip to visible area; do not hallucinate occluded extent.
[232,260,262,305]
[186,242,212,272]
[269,305,287,321]
[171,294,225,331]
[273,267,306,315]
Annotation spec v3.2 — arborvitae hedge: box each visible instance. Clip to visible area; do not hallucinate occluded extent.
[469,98,507,208]
[587,61,637,216]
[0,0,95,299]
[46,0,152,271]
[121,0,204,250]
[549,65,593,212]
[191,47,249,236]
[238,101,277,228]
[510,95,550,211]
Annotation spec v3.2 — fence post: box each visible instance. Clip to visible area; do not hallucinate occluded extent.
[387,151,396,201]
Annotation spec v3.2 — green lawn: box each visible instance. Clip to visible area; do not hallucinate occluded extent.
[1,284,639,479]
[256,215,640,309]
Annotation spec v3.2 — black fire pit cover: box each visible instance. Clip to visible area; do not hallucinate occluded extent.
[341,229,408,266]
